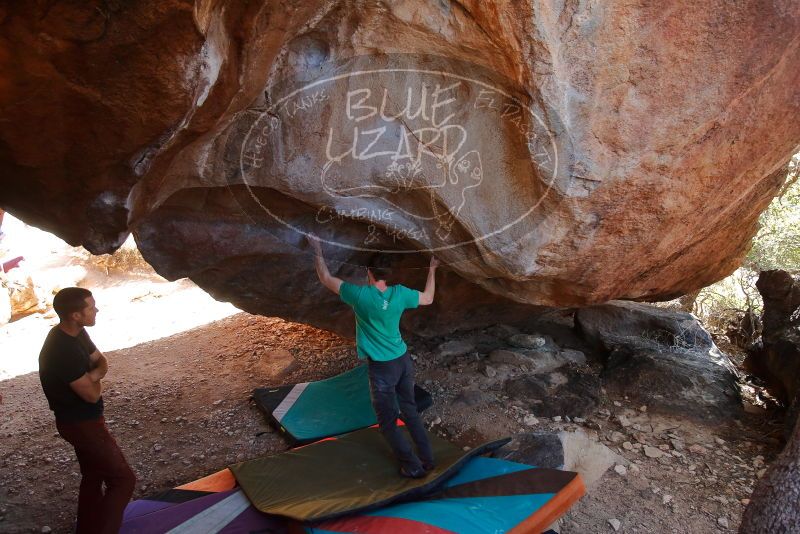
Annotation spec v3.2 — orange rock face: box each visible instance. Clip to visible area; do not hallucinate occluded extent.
[1,1,799,333]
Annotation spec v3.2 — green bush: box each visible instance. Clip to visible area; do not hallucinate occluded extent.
[693,153,799,335]
[744,154,800,273]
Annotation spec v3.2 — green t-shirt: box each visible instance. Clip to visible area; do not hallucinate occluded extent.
[339,282,420,361]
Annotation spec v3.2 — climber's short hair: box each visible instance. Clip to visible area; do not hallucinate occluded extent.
[367,254,393,282]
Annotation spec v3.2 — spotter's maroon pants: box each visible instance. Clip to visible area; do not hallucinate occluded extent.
[56,416,136,534]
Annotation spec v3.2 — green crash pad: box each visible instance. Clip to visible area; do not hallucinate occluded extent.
[253,364,432,444]
[229,426,509,522]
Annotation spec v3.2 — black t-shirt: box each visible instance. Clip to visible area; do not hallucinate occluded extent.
[38,327,104,422]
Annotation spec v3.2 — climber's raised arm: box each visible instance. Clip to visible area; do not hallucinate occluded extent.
[308,234,343,295]
[418,256,439,306]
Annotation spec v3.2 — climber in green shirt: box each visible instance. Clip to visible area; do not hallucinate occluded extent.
[308,233,439,478]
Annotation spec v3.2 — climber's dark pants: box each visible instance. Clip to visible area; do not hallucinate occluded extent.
[367,352,434,474]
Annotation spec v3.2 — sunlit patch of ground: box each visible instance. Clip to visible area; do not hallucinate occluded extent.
[0,213,238,380]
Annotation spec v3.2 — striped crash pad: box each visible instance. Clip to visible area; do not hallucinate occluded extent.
[121,469,285,533]
[121,430,584,533]
[121,487,287,533]
[253,364,432,444]
[121,457,582,534]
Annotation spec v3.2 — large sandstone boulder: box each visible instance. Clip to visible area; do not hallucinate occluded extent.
[1,1,799,335]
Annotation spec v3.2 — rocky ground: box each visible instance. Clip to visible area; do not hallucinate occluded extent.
[0,311,786,533]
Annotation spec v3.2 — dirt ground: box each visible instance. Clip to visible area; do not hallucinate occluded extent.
[0,310,785,534]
